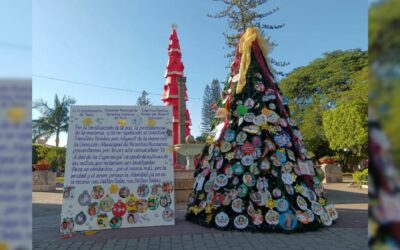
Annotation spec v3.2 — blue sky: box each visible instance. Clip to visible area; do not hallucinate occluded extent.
[29,0,367,146]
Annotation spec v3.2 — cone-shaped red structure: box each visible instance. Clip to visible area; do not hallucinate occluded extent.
[161,25,192,168]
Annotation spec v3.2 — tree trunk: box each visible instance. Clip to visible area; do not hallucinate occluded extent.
[55,130,60,147]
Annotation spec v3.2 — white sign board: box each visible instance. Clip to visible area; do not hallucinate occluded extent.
[60,106,174,235]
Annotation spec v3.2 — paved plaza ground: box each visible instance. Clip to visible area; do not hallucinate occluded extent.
[33,180,368,250]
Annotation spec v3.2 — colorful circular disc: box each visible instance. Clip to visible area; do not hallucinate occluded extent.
[162,208,174,222]
[224,130,236,142]
[305,208,315,222]
[231,198,243,213]
[232,176,240,186]
[276,198,289,212]
[253,115,265,126]
[241,155,254,166]
[311,202,324,216]
[272,188,282,198]
[236,132,247,144]
[279,212,297,231]
[244,113,255,123]
[215,174,228,187]
[75,211,87,225]
[281,172,294,185]
[241,141,255,154]
[296,196,308,211]
[244,98,255,108]
[215,212,230,228]
[320,212,332,226]
[234,215,249,229]
[243,172,256,187]
[243,125,260,134]
[252,212,264,226]
[204,181,212,193]
[109,216,122,229]
[238,184,248,198]
[265,210,280,225]
[233,162,244,175]
[284,184,294,195]
[220,141,232,153]
[254,82,265,92]
[78,191,91,206]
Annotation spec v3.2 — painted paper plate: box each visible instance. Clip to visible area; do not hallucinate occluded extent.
[268,103,276,110]
[256,178,268,192]
[96,214,108,228]
[244,113,255,123]
[232,176,240,186]
[284,184,294,195]
[215,212,230,228]
[243,125,260,134]
[276,198,289,212]
[231,198,243,213]
[233,162,244,175]
[265,210,280,225]
[119,186,131,198]
[259,159,270,171]
[279,118,288,127]
[236,132,247,145]
[88,202,100,217]
[325,204,339,221]
[282,162,293,173]
[91,185,105,200]
[305,208,315,223]
[276,149,287,163]
[244,98,255,108]
[234,215,249,229]
[307,190,317,202]
[220,141,232,153]
[241,155,254,166]
[295,211,310,225]
[238,184,248,198]
[241,141,255,154]
[78,191,91,206]
[266,112,280,124]
[286,149,296,162]
[254,81,265,92]
[75,211,87,225]
[112,200,127,217]
[215,157,224,169]
[296,195,308,211]
[243,172,256,187]
[160,194,172,208]
[127,213,138,224]
[224,164,233,178]
[137,199,148,213]
[279,212,298,231]
[311,202,324,216]
[253,115,265,126]
[231,189,239,200]
[272,188,282,198]
[215,174,228,187]
[320,211,332,226]
[204,181,212,193]
[137,184,149,198]
[224,130,236,142]
[250,192,262,205]
[109,216,122,229]
[250,164,260,175]
[147,196,159,211]
[162,207,174,222]
[99,195,114,212]
[274,134,290,148]
[281,172,294,185]
[247,202,255,216]
[252,212,264,226]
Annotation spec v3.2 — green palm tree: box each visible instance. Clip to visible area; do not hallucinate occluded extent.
[33,94,76,147]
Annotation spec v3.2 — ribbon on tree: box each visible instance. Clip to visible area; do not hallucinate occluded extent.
[236,27,271,94]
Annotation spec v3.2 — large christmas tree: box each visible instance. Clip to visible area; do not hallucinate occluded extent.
[186,28,338,232]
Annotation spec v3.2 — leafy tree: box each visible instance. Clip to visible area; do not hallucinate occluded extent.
[322,103,368,171]
[280,50,367,161]
[33,94,76,147]
[136,90,152,106]
[201,79,221,134]
[208,0,288,74]
[369,0,400,165]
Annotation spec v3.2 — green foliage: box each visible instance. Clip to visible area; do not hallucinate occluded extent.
[32,144,66,172]
[33,94,76,147]
[352,168,368,185]
[136,90,152,106]
[369,0,400,166]
[208,0,288,74]
[322,103,368,151]
[201,79,221,133]
[279,50,368,169]
[195,134,208,143]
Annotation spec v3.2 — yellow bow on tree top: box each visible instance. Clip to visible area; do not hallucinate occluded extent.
[236,27,271,94]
